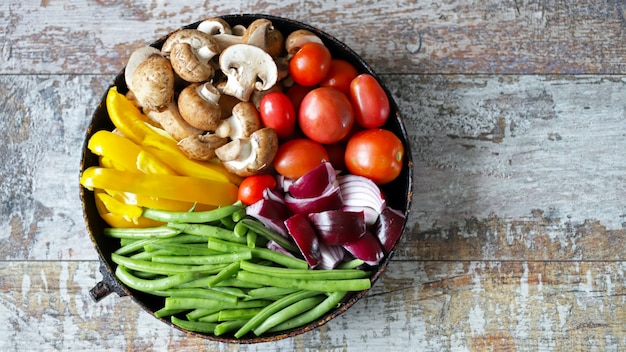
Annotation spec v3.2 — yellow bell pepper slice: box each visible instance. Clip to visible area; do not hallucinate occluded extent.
[88,130,177,175]
[106,86,171,145]
[142,135,242,185]
[105,189,216,212]
[94,189,164,228]
[81,166,238,206]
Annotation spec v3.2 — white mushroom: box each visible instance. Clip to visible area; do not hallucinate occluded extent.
[177,132,228,161]
[285,29,324,57]
[126,50,175,112]
[146,101,204,141]
[177,82,222,130]
[242,19,284,57]
[161,29,220,83]
[218,44,279,102]
[214,102,261,139]
[215,127,279,177]
[197,17,243,51]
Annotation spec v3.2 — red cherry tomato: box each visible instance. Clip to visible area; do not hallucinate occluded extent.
[273,138,330,179]
[344,128,404,185]
[350,74,390,129]
[259,92,296,139]
[298,87,355,144]
[319,59,359,95]
[286,83,312,112]
[237,174,277,205]
[289,42,332,86]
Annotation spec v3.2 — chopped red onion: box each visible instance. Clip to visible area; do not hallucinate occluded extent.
[375,206,406,253]
[287,162,336,198]
[308,209,366,245]
[317,242,346,270]
[337,174,386,225]
[246,197,290,237]
[342,231,384,266]
[284,214,322,268]
[284,184,343,215]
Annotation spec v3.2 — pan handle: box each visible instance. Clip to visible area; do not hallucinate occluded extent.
[89,260,128,302]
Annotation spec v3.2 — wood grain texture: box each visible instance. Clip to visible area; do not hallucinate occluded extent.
[1,1,625,75]
[1,261,625,351]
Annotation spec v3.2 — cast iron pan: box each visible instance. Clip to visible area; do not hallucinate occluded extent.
[80,14,413,343]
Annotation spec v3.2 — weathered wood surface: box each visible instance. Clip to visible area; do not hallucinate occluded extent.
[1,0,626,350]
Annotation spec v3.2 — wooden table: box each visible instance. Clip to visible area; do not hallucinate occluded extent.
[2,1,625,350]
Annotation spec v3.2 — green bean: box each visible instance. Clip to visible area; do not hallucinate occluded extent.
[245,287,299,300]
[239,218,299,253]
[231,208,247,223]
[154,308,186,318]
[115,238,159,256]
[197,312,220,323]
[246,230,257,248]
[167,223,247,244]
[115,265,199,292]
[270,291,347,332]
[120,238,139,247]
[252,295,325,336]
[239,261,371,280]
[214,320,247,336]
[186,307,223,321]
[219,215,236,230]
[209,286,249,298]
[150,288,238,304]
[130,249,170,261]
[206,262,240,288]
[164,297,272,311]
[233,220,248,238]
[112,253,227,275]
[336,259,366,269]
[151,251,251,265]
[171,316,218,334]
[104,225,181,239]
[233,290,322,338]
[143,203,243,223]
[236,271,371,292]
[144,242,219,256]
[218,308,264,321]
[174,275,262,290]
[208,238,308,269]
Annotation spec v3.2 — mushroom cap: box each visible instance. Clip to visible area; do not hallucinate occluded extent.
[146,101,204,141]
[177,82,222,131]
[125,46,162,92]
[178,132,228,161]
[242,19,284,56]
[285,29,324,56]
[215,127,279,177]
[214,101,261,139]
[169,42,215,83]
[197,17,232,35]
[218,44,279,102]
[161,29,220,83]
[130,54,175,112]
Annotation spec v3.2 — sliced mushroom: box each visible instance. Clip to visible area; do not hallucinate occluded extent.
[285,29,324,56]
[161,29,220,83]
[218,44,279,102]
[215,128,279,177]
[130,53,175,112]
[177,82,222,130]
[197,17,243,51]
[146,101,204,141]
[178,132,228,161]
[214,102,261,139]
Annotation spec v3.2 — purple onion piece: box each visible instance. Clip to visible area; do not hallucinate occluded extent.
[342,231,384,266]
[308,209,366,245]
[284,214,322,268]
[342,205,380,225]
[337,174,386,225]
[284,185,343,215]
[317,243,346,270]
[375,206,406,253]
[246,197,291,237]
[288,162,336,199]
